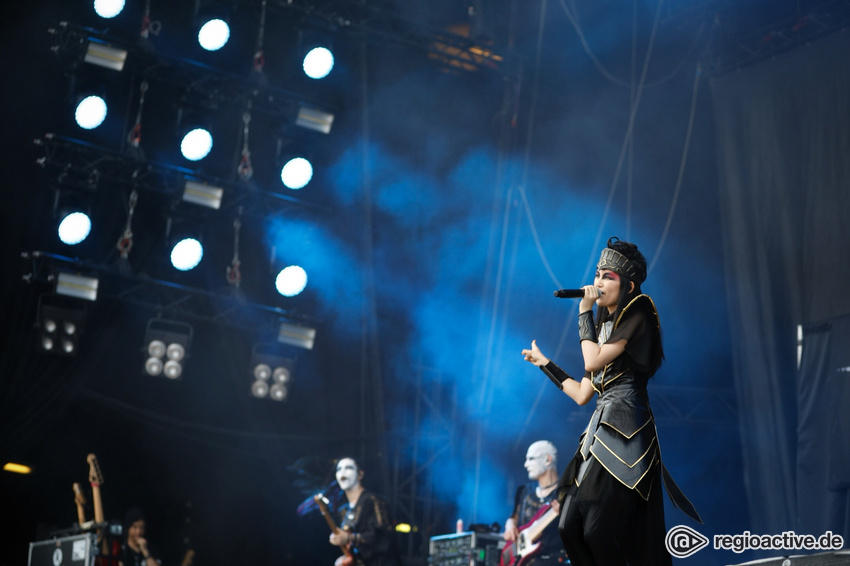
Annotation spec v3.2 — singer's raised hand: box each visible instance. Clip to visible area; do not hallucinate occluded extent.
[521,339,550,367]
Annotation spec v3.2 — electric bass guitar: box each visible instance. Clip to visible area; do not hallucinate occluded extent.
[313,494,354,566]
[87,454,119,566]
[499,503,559,566]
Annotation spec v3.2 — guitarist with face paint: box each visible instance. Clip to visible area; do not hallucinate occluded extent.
[501,441,568,566]
[328,457,402,566]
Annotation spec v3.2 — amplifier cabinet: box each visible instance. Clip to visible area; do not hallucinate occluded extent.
[429,531,504,566]
[28,534,98,566]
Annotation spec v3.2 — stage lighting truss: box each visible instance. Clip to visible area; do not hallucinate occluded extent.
[249,344,294,402]
[143,319,192,379]
[37,296,86,357]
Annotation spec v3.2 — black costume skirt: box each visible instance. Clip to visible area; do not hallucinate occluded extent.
[557,457,671,566]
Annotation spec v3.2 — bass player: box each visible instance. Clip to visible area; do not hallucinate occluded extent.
[502,441,568,565]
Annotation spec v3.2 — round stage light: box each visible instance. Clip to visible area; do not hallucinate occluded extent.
[275,266,308,297]
[180,128,213,161]
[147,340,166,358]
[93,0,125,19]
[272,366,291,384]
[269,383,288,401]
[303,47,334,79]
[253,363,272,381]
[166,343,185,361]
[75,95,107,130]
[280,157,313,190]
[145,357,163,376]
[170,238,204,271]
[251,380,270,398]
[163,360,182,379]
[58,212,92,245]
[198,19,230,51]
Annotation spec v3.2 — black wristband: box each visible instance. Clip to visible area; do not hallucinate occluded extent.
[578,310,597,342]
[541,361,573,390]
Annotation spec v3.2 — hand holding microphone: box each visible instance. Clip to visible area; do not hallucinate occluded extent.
[553,287,601,299]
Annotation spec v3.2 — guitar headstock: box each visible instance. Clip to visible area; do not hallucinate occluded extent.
[87,453,104,486]
[73,482,87,506]
[180,549,195,566]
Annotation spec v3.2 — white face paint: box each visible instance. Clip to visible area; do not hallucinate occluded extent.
[524,441,556,480]
[336,458,361,491]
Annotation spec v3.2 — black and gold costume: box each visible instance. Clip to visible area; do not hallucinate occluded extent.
[542,295,700,566]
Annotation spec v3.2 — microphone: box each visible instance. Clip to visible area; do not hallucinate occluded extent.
[553,288,600,299]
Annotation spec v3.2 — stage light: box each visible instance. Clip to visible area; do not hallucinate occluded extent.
[251,379,269,398]
[303,46,334,79]
[280,157,313,190]
[3,463,32,475]
[56,273,99,302]
[183,179,223,209]
[93,0,125,19]
[296,105,334,135]
[249,344,293,401]
[170,237,204,271]
[84,40,127,72]
[180,128,213,161]
[269,383,287,401]
[198,18,230,51]
[37,300,85,357]
[143,319,192,379]
[275,265,307,297]
[277,319,316,350]
[57,212,92,245]
[74,95,107,130]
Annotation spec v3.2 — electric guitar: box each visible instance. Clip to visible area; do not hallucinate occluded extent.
[87,454,119,565]
[73,482,88,527]
[313,494,354,566]
[499,503,559,566]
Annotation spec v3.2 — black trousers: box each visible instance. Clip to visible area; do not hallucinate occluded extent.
[557,458,671,566]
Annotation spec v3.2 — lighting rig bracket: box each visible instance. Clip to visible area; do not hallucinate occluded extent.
[21,250,321,337]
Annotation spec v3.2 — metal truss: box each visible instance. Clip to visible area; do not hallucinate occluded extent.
[389,366,459,562]
[35,133,325,220]
[704,0,850,75]
[22,250,319,334]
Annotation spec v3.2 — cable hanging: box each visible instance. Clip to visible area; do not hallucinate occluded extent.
[237,111,254,181]
[226,208,243,287]
[116,189,138,259]
[253,0,268,74]
[127,80,148,148]
[140,0,161,40]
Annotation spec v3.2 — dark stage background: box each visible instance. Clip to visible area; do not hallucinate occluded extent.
[1,1,848,565]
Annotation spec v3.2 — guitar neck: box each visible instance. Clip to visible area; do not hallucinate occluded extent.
[315,498,342,534]
[91,485,105,524]
[524,507,558,542]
